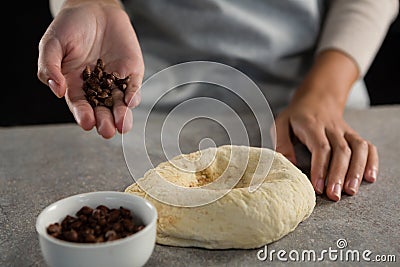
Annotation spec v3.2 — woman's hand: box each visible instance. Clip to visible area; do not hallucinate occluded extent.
[274,50,378,201]
[38,0,144,138]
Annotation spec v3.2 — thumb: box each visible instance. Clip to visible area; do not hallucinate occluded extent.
[37,36,66,98]
[273,117,297,165]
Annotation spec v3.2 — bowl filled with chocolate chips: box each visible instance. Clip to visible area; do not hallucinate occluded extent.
[36,191,157,267]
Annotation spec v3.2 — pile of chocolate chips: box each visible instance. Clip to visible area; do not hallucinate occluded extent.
[46,205,145,243]
[82,58,130,108]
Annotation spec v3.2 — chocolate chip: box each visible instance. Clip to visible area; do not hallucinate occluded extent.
[96,58,105,69]
[105,230,118,241]
[107,209,120,223]
[63,229,78,242]
[81,58,130,109]
[77,206,93,216]
[47,223,62,237]
[120,207,132,218]
[82,66,91,80]
[104,97,113,107]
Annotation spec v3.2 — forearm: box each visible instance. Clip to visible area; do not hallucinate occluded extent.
[316,0,399,77]
[295,0,399,111]
[292,49,358,112]
[49,0,123,17]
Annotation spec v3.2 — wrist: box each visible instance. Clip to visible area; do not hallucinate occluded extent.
[292,49,359,109]
[50,0,123,17]
[63,0,122,8]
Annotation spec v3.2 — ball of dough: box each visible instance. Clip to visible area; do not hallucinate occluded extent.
[125,145,315,249]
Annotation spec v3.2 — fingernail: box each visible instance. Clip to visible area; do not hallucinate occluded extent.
[368,169,377,182]
[333,183,342,200]
[131,94,142,108]
[48,79,62,98]
[316,179,324,194]
[125,95,134,107]
[348,179,359,194]
[133,96,140,107]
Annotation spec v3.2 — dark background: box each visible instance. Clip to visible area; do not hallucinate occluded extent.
[2,1,400,127]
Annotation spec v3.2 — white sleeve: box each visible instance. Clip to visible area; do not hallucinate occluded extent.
[49,0,125,18]
[49,0,66,17]
[316,0,399,77]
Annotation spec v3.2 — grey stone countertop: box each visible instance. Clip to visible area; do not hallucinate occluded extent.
[0,105,399,267]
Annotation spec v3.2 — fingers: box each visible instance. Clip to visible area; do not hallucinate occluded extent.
[294,125,331,196]
[309,136,331,195]
[274,117,297,164]
[276,100,378,201]
[112,89,133,134]
[325,130,352,201]
[93,68,137,137]
[65,88,96,131]
[323,130,377,201]
[124,72,143,108]
[37,35,67,98]
[364,143,379,183]
[343,133,368,195]
[66,87,133,138]
[94,106,116,139]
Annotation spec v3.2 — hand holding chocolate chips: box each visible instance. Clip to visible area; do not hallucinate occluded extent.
[82,58,130,109]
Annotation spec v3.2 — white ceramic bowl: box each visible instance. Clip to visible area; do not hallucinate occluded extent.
[36,191,157,267]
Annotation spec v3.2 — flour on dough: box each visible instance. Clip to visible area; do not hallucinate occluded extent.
[125,145,316,249]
